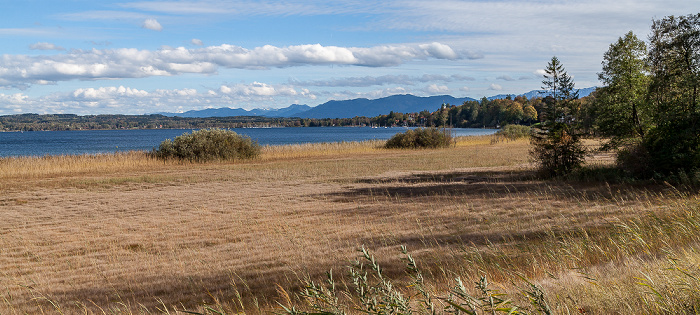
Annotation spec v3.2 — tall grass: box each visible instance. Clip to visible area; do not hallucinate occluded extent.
[0,151,162,180]
[284,183,700,314]
[3,136,700,314]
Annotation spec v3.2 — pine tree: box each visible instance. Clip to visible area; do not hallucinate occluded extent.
[530,56,585,177]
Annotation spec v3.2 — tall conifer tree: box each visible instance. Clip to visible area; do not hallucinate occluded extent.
[530,56,585,177]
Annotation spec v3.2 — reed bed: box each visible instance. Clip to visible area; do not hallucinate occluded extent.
[1,135,697,314]
[259,140,386,161]
[0,151,163,180]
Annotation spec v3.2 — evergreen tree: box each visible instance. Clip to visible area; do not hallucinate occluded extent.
[530,56,585,177]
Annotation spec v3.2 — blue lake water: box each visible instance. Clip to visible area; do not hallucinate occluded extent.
[0,127,497,157]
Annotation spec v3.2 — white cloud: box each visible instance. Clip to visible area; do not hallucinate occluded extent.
[72,86,149,100]
[460,86,470,92]
[219,82,298,97]
[191,38,204,46]
[488,84,503,91]
[142,18,163,31]
[0,42,463,87]
[534,69,547,77]
[418,42,458,60]
[29,42,65,51]
[0,83,320,115]
[426,84,450,94]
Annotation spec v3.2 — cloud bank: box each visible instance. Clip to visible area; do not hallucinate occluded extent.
[0,42,462,87]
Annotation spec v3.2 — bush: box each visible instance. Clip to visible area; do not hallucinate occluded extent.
[495,124,531,140]
[616,141,652,178]
[384,128,453,149]
[153,128,260,162]
[642,122,700,177]
[530,123,586,178]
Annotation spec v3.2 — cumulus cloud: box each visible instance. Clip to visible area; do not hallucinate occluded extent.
[72,86,149,100]
[0,83,321,115]
[218,82,299,97]
[497,75,515,81]
[418,42,458,59]
[488,84,503,91]
[29,42,65,51]
[0,42,463,87]
[142,18,163,31]
[191,38,203,46]
[426,84,450,94]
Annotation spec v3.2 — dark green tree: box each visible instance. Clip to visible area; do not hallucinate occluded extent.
[530,56,586,177]
[642,13,700,175]
[594,31,650,149]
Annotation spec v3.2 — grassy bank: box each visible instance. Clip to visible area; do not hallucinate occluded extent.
[0,135,698,314]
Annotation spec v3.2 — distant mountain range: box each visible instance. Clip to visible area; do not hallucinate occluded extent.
[159,104,313,118]
[487,87,597,101]
[157,87,596,119]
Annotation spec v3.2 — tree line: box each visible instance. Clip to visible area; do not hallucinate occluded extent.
[0,96,555,132]
[531,12,700,178]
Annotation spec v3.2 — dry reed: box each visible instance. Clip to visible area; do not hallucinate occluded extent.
[1,135,698,314]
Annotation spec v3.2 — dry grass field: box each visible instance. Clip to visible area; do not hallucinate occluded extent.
[1,135,700,314]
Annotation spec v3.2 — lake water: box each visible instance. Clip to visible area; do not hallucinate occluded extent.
[0,127,497,157]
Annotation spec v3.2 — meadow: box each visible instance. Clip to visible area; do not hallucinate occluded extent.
[1,135,699,314]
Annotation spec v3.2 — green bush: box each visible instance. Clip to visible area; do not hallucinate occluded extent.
[495,124,531,140]
[385,128,453,149]
[153,128,260,162]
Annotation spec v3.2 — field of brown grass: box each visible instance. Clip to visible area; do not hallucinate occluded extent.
[1,135,699,314]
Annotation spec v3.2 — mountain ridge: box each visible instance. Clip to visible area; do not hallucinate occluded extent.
[157,87,596,119]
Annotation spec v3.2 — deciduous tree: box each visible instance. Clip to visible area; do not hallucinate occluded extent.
[643,13,700,175]
[594,31,650,149]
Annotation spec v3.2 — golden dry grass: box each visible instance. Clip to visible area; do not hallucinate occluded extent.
[1,135,699,314]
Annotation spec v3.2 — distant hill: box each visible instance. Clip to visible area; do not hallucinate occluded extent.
[158,104,311,118]
[487,87,597,100]
[297,94,477,119]
[158,87,597,119]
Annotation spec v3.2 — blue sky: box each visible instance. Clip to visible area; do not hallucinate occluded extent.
[0,0,696,115]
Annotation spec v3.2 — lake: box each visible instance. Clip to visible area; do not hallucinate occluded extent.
[0,127,497,157]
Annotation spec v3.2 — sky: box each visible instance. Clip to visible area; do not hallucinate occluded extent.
[0,0,696,115]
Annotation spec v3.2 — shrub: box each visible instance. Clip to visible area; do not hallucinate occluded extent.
[385,128,453,149]
[530,123,586,178]
[616,141,652,178]
[153,128,260,162]
[495,124,531,140]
